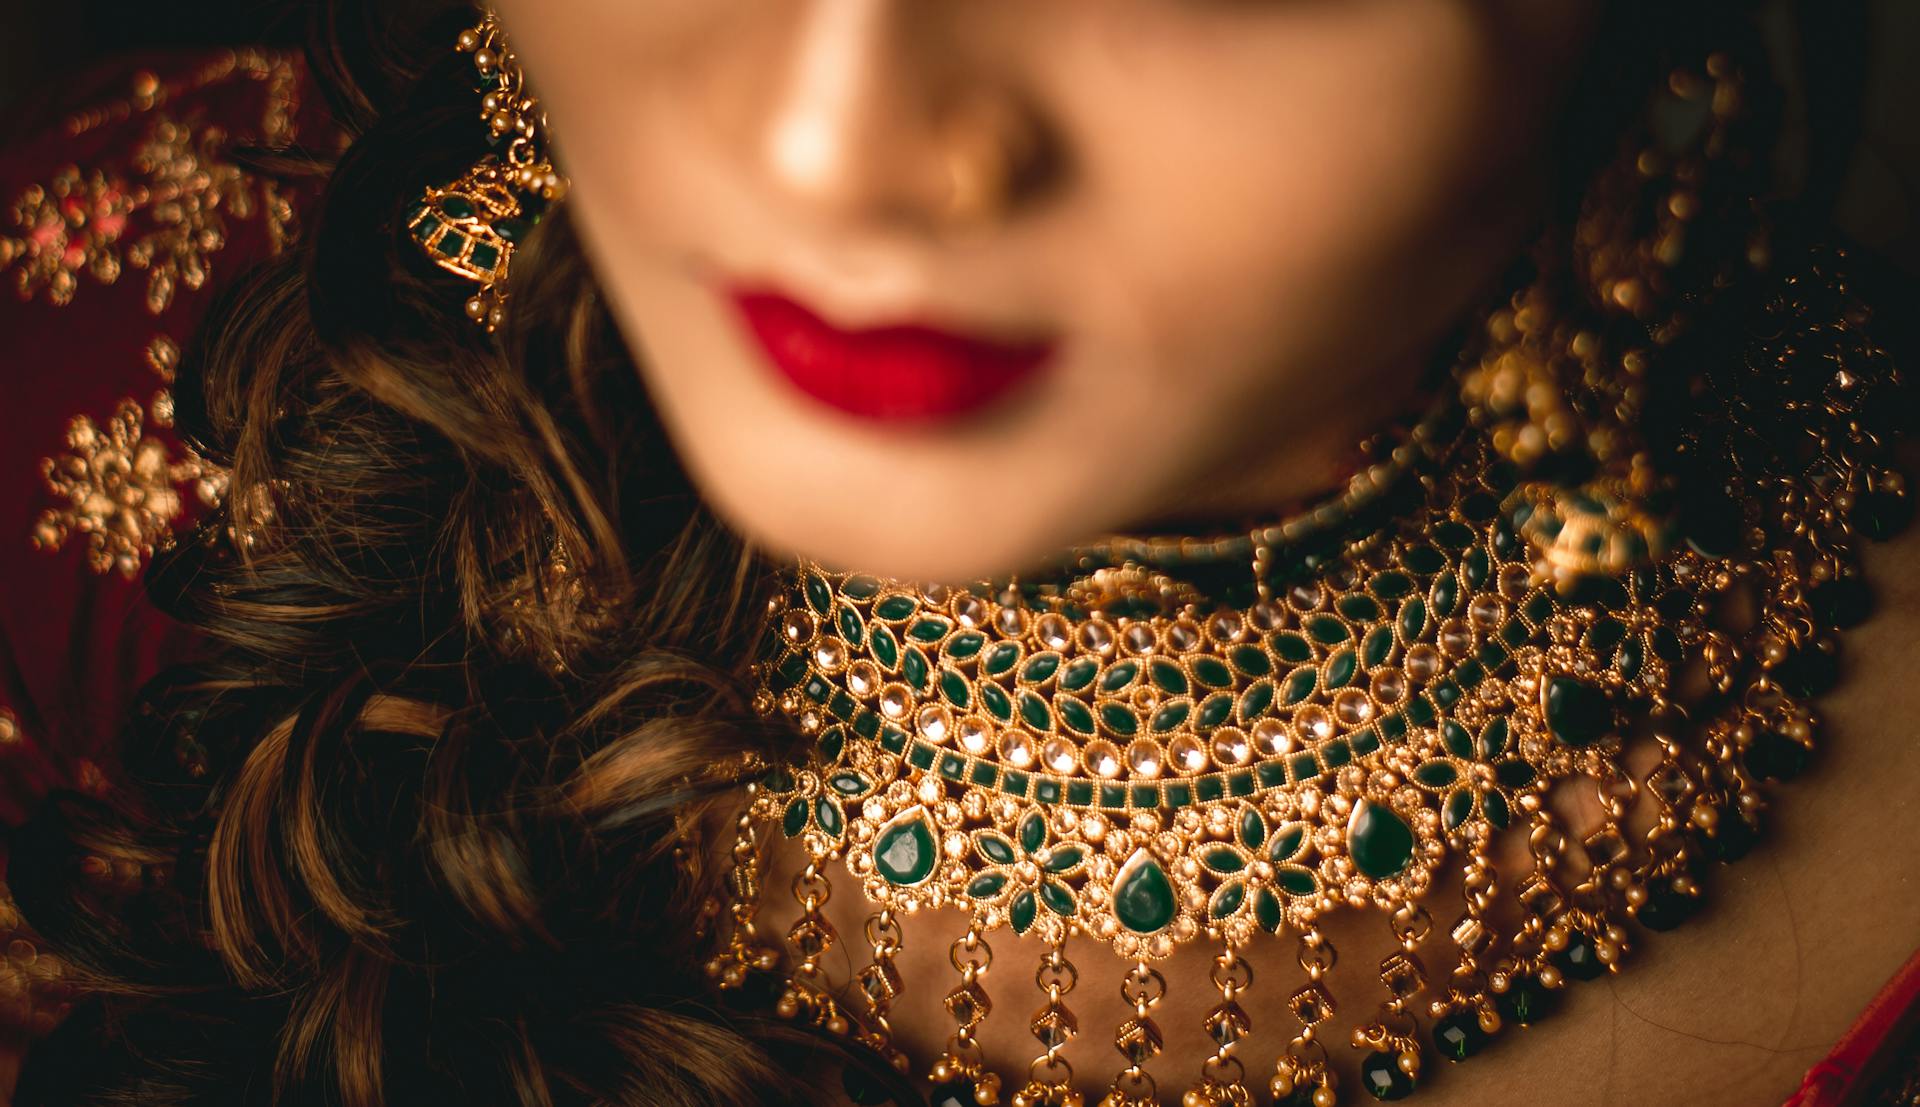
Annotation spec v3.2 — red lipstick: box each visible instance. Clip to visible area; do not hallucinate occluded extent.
[727,288,1056,423]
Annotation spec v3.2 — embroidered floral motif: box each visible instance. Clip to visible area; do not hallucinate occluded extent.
[0,52,303,313]
[31,396,223,578]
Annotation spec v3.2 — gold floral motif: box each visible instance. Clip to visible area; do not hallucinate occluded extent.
[0,52,304,312]
[32,394,225,579]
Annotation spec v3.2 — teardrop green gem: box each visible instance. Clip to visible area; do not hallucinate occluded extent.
[1112,849,1179,934]
[1348,799,1416,880]
[873,807,938,887]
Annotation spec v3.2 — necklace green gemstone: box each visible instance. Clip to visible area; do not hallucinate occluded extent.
[725,257,1908,1107]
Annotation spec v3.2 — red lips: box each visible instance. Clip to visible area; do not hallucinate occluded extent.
[727,288,1056,423]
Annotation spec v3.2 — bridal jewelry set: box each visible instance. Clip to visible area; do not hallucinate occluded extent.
[410,13,1911,1106]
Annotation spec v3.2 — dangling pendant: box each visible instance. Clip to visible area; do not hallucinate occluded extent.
[1014,940,1084,1107]
[930,923,1003,1107]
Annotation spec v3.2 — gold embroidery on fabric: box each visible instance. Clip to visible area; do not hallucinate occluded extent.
[33,334,228,577]
[0,51,304,312]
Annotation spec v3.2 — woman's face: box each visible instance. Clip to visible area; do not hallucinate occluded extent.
[491,0,1598,582]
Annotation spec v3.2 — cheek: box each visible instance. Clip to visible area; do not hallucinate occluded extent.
[1053,4,1515,404]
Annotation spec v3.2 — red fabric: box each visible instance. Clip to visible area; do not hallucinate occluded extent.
[1786,949,1920,1106]
[1,47,1917,1105]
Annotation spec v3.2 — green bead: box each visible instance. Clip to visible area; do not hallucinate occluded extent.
[1324,648,1358,690]
[1348,799,1416,880]
[1239,807,1267,849]
[1059,656,1100,691]
[1543,676,1611,747]
[1101,660,1141,693]
[1037,880,1077,917]
[468,241,500,271]
[1254,887,1284,932]
[873,594,918,621]
[1275,865,1318,896]
[966,873,1008,898]
[1020,811,1047,853]
[1096,701,1139,737]
[873,807,938,886]
[1149,658,1189,695]
[869,624,899,670]
[1191,656,1235,688]
[1112,850,1178,933]
[1057,696,1097,735]
[1011,891,1038,934]
[976,832,1017,865]
[439,194,476,219]
[1210,881,1247,920]
[983,641,1022,676]
[1022,651,1063,685]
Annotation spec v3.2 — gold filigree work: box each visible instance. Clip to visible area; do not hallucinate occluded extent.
[31,395,226,578]
[0,51,303,313]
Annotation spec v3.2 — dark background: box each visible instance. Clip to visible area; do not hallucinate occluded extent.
[0,0,1917,270]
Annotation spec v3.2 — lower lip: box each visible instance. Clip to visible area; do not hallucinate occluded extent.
[726,288,1057,423]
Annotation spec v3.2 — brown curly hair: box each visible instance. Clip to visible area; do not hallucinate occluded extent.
[2,1,1881,1105]
[4,2,891,1103]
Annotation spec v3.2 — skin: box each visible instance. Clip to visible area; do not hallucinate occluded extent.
[489,2,1920,1102]
[493,0,1595,583]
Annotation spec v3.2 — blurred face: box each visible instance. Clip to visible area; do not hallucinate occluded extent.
[491,0,1598,582]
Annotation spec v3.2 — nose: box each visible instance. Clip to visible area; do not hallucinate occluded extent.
[756,0,1050,232]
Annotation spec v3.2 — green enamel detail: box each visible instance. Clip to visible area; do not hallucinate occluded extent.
[1058,696,1099,735]
[1191,656,1235,688]
[1149,659,1189,695]
[1269,823,1307,862]
[1101,660,1141,693]
[945,631,986,660]
[1399,597,1429,641]
[873,594,919,621]
[869,624,900,670]
[1430,573,1460,617]
[1095,701,1138,737]
[1198,692,1236,730]
[1210,882,1247,920]
[1113,850,1179,934]
[435,228,468,257]
[1060,657,1100,692]
[827,771,872,796]
[1337,594,1382,622]
[1348,799,1416,880]
[814,797,844,837]
[940,668,972,709]
[1496,759,1537,789]
[468,241,500,271]
[1370,571,1414,599]
[782,797,808,837]
[439,194,476,219]
[1020,811,1047,854]
[841,574,882,600]
[1011,891,1038,933]
[979,682,1014,723]
[1239,807,1267,849]
[966,873,1009,898]
[1043,845,1086,873]
[1238,680,1275,721]
[1151,701,1191,733]
[1019,691,1054,731]
[1441,720,1475,759]
[976,832,1017,865]
[1324,648,1358,690]
[908,618,950,643]
[1463,548,1491,589]
[1544,675,1611,747]
[1403,545,1446,574]
[1307,615,1350,645]
[1271,632,1314,663]
[1433,520,1476,549]
[903,647,930,692]
[1284,668,1318,705]
[804,574,833,614]
[1022,651,1063,685]
[836,604,864,646]
[1363,625,1395,668]
[984,641,1023,676]
[1414,761,1459,788]
[1254,888,1283,932]
[873,807,939,886]
[1038,880,1077,917]
[1230,645,1272,677]
[1275,865,1319,897]
[1443,787,1475,831]
[1477,717,1510,758]
[1203,847,1246,874]
[1484,789,1511,828]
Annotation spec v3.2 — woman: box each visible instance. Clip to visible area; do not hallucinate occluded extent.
[0,1,1915,1104]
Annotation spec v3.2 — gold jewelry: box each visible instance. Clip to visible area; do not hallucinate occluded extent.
[732,233,1906,1104]
[406,12,568,333]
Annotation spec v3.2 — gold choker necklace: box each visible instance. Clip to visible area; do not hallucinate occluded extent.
[715,245,1908,1107]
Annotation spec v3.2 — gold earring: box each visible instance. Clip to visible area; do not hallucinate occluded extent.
[1459,49,1765,585]
[406,11,569,333]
